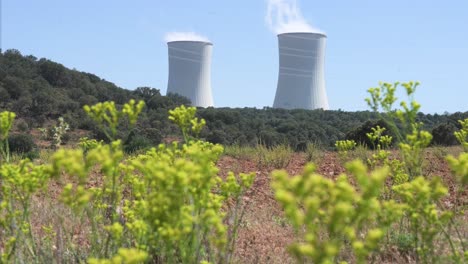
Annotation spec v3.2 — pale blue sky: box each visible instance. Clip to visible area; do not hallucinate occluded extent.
[2,0,468,113]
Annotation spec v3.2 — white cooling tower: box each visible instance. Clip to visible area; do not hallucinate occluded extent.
[167,41,214,107]
[273,32,329,110]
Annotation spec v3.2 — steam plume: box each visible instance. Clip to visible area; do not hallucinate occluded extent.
[164,32,210,43]
[265,0,322,34]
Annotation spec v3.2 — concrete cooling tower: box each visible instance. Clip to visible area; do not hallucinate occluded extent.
[167,41,214,107]
[273,32,329,110]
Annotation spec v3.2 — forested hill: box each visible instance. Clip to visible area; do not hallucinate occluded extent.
[0,49,190,146]
[1,49,467,150]
[0,49,190,122]
[0,49,135,119]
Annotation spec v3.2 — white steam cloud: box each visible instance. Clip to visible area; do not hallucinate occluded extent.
[164,32,210,43]
[265,0,322,34]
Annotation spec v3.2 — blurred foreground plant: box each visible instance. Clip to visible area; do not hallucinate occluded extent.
[51,102,254,263]
[272,161,404,263]
[275,81,466,263]
[1,101,255,264]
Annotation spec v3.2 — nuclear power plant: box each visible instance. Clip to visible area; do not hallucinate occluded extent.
[273,32,329,110]
[166,40,214,107]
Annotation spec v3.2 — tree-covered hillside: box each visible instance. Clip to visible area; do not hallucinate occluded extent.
[1,49,467,150]
[0,49,190,145]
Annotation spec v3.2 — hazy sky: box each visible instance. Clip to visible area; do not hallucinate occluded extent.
[2,0,468,113]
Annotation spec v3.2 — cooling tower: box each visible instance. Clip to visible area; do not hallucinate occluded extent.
[273,32,329,110]
[167,41,214,107]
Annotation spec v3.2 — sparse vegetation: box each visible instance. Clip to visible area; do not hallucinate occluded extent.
[255,144,293,169]
[304,142,324,163]
[223,145,257,160]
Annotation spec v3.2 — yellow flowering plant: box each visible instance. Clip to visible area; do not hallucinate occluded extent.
[273,81,466,263]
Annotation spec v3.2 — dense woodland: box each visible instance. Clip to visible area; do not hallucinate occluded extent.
[1,49,467,151]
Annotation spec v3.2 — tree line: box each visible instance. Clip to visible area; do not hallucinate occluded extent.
[1,49,467,151]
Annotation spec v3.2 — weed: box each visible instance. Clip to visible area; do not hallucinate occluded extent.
[273,81,467,263]
[256,144,293,169]
[336,140,357,163]
[304,142,324,164]
[0,103,256,263]
[349,143,370,164]
[391,233,416,255]
[224,145,257,160]
[272,215,290,228]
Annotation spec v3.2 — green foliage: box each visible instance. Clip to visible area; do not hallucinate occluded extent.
[168,105,206,142]
[447,153,468,185]
[1,52,468,262]
[335,140,357,154]
[0,111,16,162]
[7,133,36,154]
[346,120,395,150]
[123,140,254,263]
[2,51,468,150]
[255,144,293,169]
[305,142,324,163]
[391,233,416,254]
[223,144,257,160]
[431,122,458,146]
[0,159,52,262]
[123,134,151,154]
[0,112,15,141]
[365,82,399,114]
[272,161,404,263]
[366,125,392,150]
[366,81,432,179]
[454,118,468,151]
[393,177,453,262]
[271,81,467,263]
[51,117,70,148]
[399,130,432,179]
[78,137,103,153]
[364,81,467,261]
[84,99,145,141]
[6,100,258,263]
[88,248,148,264]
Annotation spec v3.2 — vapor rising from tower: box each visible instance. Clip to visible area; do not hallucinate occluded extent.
[166,32,214,107]
[266,0,329,110]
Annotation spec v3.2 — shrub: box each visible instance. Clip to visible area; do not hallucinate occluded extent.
[256,144,293,169]
[454,118,468,151]
[206,129,228,145]
[51,117,70,148]
[140,127,162,145]
[346,119,395,149]
[123,134,151,154]
[78,137,103,153]
[8,133,36,154]
[273,81,467,263]
[16,119,29,132]
[305,142,323,163]
[431,122,458,146]
[349,142,371,163]
[272,161,404,263]
[0,102,258,263]
[224,144,257,160]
